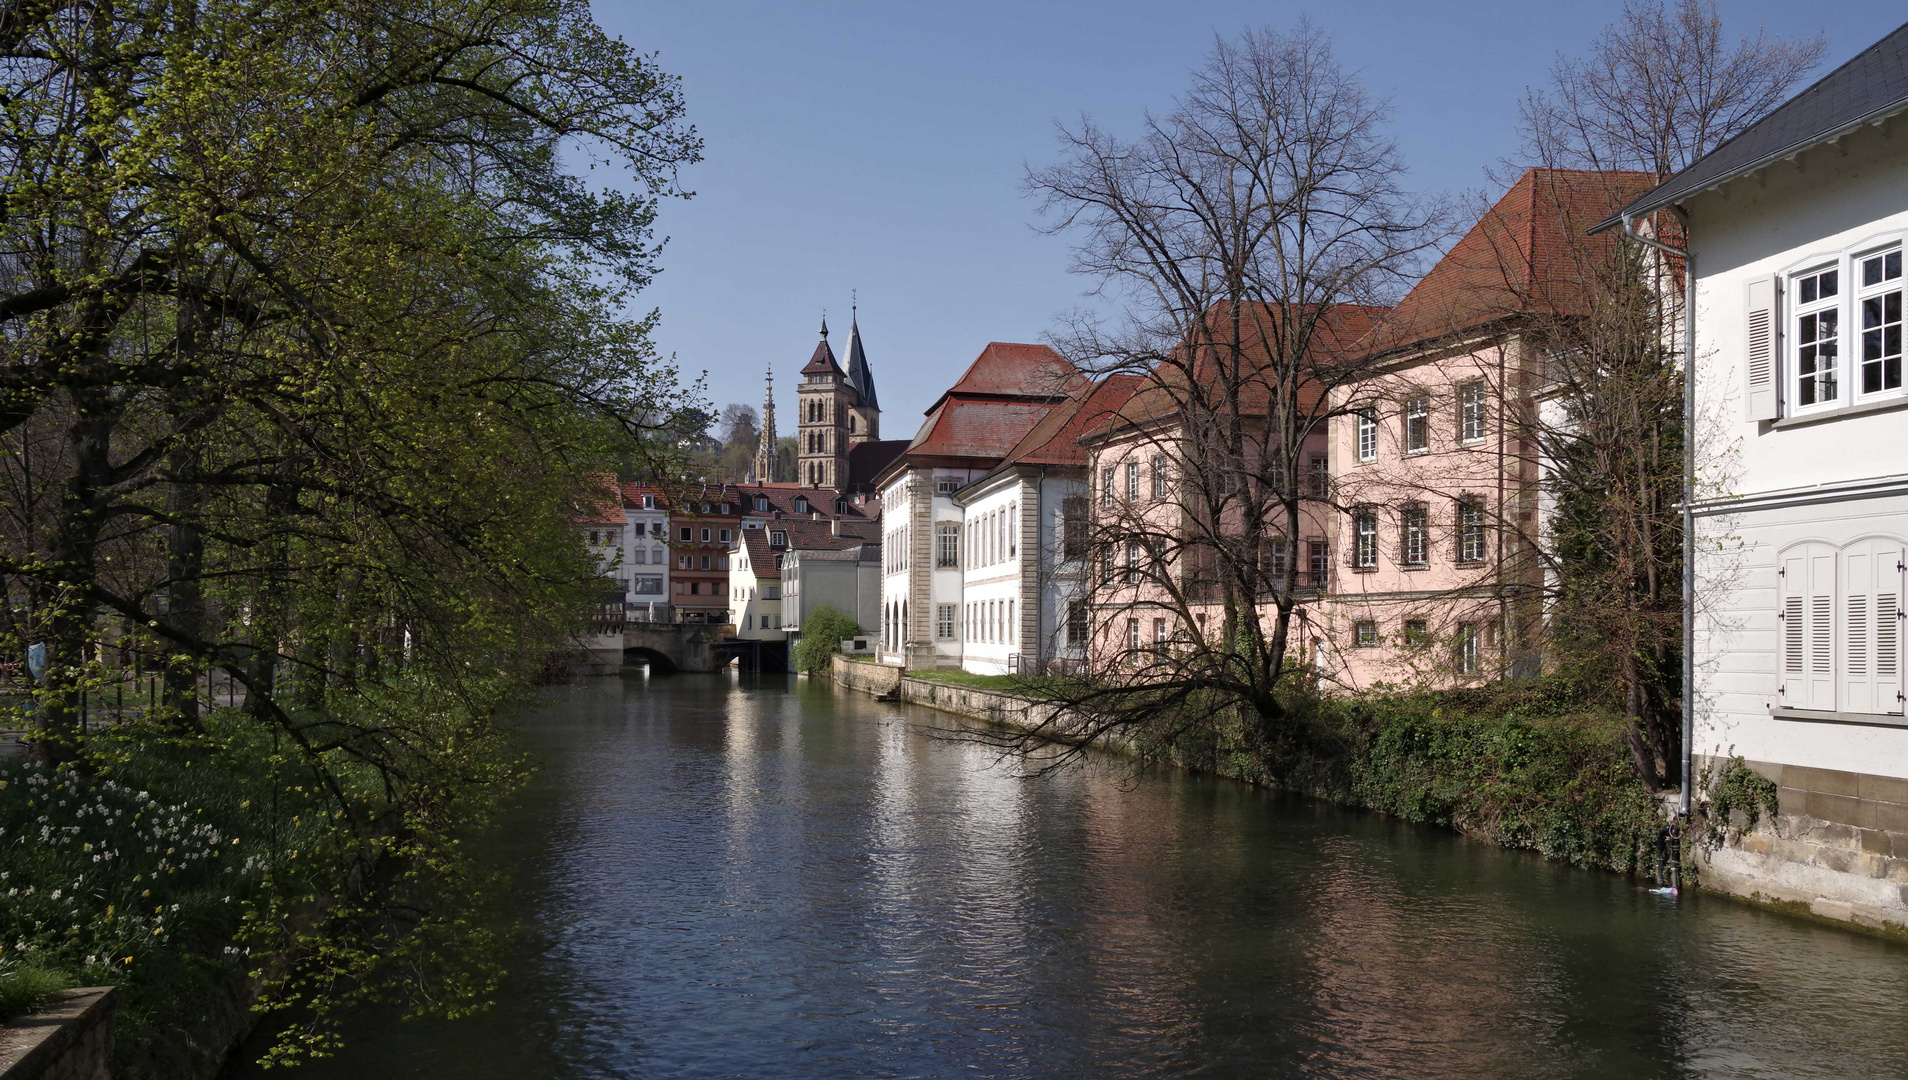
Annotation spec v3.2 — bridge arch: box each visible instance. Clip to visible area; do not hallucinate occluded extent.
[623,646,678,674]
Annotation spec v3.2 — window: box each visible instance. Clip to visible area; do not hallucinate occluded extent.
[1458,501,1487,564]
[720,503,731,515]
[675,582,685,595]
[1154,618,1168,644]
[689,581,700,595]
[631,549,646,565]
[772,554,783,570]
[1404,619,1431,646]
[699,555,711,570]
[588,531,599,545]
[937,523,959,568]
[1062,496,1089,559]
[1793,264,1841,408]
[1308,541,1329,587]
[678,555,691,569]
[1126,462,1139,501]
[1066,600,1089,646]
[1101,467,1115,507]
[1458,383,1486,443]
[770,530,787,549]
[651,522,663,535]
[1353,621,1378,648]
[1125,541,1140,584]
[1308,455,1330,500]
[743,614,752,630]
[1457,623,1481,675]
[1127,619,1140,652]
[937,604,956,640]
[1008,502,1017,557]
[1404,397,1429,453]
[719,529,732,543]
[794,497,809,514]
[755,496,769,512]
[1401,505,1428,567]
[1781,539,1906,714]
[1860,246,1904,396]
[1151,456,1167,499]
[679,526,692,542]
[937,479,962,494]
[643,495,655,509]
[700,528,711,543]
[1262,536,1289,583]
[1356,410,1377,462]
[1354,510,1378,569]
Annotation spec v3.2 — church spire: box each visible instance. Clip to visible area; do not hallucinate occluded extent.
[753,363,778,483]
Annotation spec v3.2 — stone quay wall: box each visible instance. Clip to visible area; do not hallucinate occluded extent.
[1699,756,1908,935]
[0,988,115,1080]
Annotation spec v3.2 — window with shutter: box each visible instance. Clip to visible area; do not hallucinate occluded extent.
[1843,540,1906,715]
[1780,543,1837,710]
[1744,276,1779,420]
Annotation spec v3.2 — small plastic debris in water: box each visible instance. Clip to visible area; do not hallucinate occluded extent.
[1647,886,1678,896]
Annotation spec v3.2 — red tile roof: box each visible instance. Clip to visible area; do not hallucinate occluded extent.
[576,474,626,524]
[924,342,1087,412]
[904,400,1066,461]
[1358,168,1661,356]
[1092,302,1387,438]
[729,483,880,522]
[993,374,1145,469]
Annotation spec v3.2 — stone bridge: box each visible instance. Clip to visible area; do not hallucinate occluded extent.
[574,622,787,675]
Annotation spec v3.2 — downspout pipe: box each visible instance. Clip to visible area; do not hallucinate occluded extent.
[1620,210,1696,817]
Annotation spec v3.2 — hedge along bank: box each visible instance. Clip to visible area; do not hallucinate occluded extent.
[831,657,1667,879]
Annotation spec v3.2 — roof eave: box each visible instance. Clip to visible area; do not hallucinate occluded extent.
[1590,100,1908,234]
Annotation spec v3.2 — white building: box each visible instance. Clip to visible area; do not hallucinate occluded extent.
[783,541,882,635]
[872,343,1086,668]
[952,375,1140,675]
[1605,25,1908,930]
[620,482,670,620]
[728,528,787,639]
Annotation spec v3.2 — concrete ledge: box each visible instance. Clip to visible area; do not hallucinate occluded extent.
[0,987,115,1080]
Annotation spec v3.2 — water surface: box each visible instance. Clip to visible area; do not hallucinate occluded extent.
[241,673,1908,1079]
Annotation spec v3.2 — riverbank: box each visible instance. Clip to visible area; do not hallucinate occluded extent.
[831,656,1664,877]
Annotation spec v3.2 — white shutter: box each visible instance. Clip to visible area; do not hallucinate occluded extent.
[1744,276,1780,421]
[1780,545,1835,710]
[1843,541,1906,715]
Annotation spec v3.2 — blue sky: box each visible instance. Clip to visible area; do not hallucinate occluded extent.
[594,1,1902,434]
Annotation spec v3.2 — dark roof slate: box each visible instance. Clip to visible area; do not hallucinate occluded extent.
[844,316,878,409]
[1599,20,1908,229]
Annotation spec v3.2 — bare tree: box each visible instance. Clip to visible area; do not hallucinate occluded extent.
[997,24,1446,769]
[1515,0,1823,786]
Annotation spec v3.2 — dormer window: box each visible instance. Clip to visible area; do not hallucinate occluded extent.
[754,496,769,512]
[770,530,787,549]
[642,495,655,509]
[794,497,809,514]
[720,503,731,515]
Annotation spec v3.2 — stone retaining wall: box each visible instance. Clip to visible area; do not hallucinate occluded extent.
[1699,755,1908,934]
[0,988,114,1080]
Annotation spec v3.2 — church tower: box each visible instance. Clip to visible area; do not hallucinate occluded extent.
[843,309,880,444]
[796,317,854,489]
[753,364,777,483]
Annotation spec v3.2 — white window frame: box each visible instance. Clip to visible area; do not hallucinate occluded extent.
[1401,505,1428,567]
[936,604,956,640]
[1789,260,1844,413]
[1353,510,1378,569]
[1855,242,1905,401]
[1403,396,1430,454]
[1356,410,1377,463]
[1459,382,1487,443]
[1458,501,1487,564]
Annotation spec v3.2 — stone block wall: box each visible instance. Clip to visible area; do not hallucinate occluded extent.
[0,987,115,1080]
[1700,755,1908,933]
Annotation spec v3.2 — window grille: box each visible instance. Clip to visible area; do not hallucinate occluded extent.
[1354,621,1378,647]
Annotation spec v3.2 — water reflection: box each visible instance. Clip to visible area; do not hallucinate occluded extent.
[238,673,1908,1080]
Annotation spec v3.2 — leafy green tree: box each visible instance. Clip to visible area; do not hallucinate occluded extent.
[794,605,863,675]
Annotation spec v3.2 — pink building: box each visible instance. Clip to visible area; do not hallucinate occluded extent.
[1322,168,1655,690]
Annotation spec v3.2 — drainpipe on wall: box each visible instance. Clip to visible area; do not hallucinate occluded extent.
[1620,209,1695,817]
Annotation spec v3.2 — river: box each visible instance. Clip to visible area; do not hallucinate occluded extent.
[237,672,1908,1079]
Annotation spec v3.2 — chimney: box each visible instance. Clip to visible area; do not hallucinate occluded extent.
[813,511,822,521]
[830,518,840,537]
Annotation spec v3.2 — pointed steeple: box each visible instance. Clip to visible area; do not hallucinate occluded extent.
[753,363,777,483]
[844,305,878,411]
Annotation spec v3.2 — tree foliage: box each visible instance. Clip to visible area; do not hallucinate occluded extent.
[0,0,699,1063]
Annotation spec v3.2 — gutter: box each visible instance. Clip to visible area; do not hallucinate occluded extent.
[1619,211,1696,817]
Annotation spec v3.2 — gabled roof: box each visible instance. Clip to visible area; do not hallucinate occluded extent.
[729,483,879,522]
[799,318,845,377]
[576,474,626,524]
[1362,168,1656,356]
[844,315,878,409]
[1093,302,1386,438]
[845,439,906,488]
[1598,21,1908,231]
[903,400,1065,462]
[736,519,881,578]
[994,374,1145,470]
[923,342,1086,413]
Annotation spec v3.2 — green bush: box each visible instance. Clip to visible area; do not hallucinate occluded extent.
[0,959,74,1022]
[793,606,864,675]
[1143,680,1662,874]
